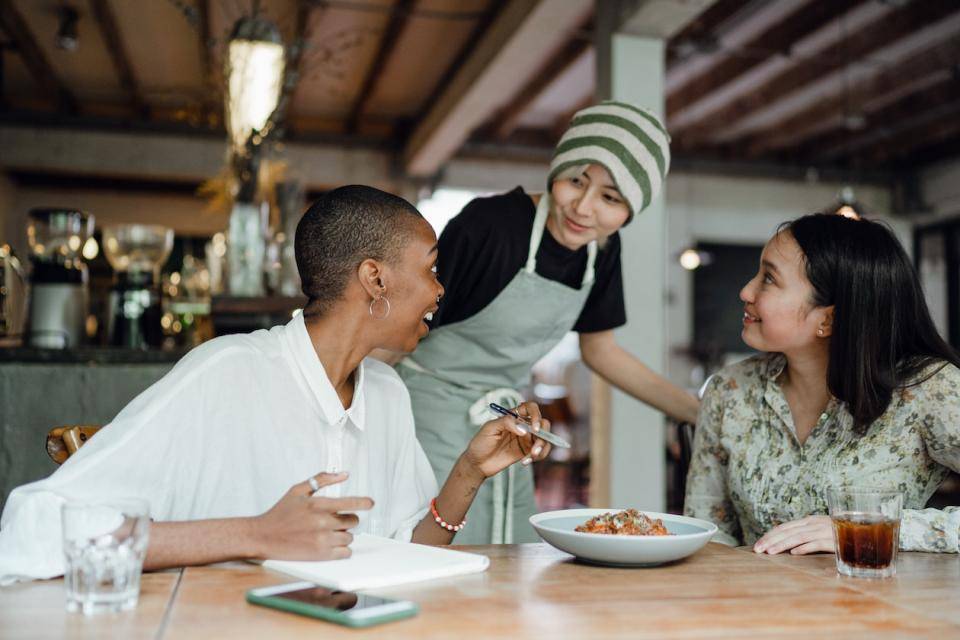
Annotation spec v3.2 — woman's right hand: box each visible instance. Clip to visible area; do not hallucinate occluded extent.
[247,472,373,561]
[463,401,552,479]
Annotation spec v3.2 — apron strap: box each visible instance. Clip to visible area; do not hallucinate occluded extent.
[491,465,516,544]
[524,195,552,274]
[466,389,522,544]
[525,193,598,287]
[583,242,598,287]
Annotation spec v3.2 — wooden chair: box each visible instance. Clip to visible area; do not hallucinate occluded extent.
[676,374,713,491]
[46,425,101,464]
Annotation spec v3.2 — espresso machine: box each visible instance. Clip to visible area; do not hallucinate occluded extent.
[103,224,173,349]
[26,208,94,349]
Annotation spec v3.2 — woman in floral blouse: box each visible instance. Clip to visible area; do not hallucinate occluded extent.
[684,212,960,554]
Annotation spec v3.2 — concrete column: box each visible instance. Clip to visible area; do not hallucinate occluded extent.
[595,9,668,511]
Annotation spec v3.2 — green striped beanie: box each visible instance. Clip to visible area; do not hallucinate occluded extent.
[548,100,671,224]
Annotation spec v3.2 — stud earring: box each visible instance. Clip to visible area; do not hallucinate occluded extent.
[817,328,824,336]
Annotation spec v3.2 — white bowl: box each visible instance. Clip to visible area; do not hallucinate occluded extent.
[530,508,718,567]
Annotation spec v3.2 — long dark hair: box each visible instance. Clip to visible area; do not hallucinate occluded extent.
[786,213,960,433]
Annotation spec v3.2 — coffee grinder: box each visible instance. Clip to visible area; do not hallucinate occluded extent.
[26,208,94,349]
[103,224,173,349]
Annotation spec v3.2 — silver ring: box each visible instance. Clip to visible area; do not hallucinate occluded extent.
[308,476,320,492]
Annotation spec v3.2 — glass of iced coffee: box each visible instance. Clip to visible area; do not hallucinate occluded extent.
[826,488,902,579]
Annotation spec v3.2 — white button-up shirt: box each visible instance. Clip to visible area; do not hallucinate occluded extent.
[0,314,438,584]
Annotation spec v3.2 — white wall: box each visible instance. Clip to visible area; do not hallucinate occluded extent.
[442,156,546,194]
[921,158,960,217]
[916,157,960,342]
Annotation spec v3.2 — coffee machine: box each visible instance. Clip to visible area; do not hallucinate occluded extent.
[26,208,94,349]
[103,224,173,349]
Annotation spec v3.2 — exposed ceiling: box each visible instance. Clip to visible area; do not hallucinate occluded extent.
[1,0,959,182]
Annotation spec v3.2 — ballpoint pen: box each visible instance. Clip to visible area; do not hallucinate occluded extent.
[488,403,571,449]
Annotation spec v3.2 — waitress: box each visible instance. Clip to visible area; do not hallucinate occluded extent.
[397,101,699,544]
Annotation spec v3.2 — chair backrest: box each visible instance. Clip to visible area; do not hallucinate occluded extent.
[678,421,696,474]
[46,425,101,464]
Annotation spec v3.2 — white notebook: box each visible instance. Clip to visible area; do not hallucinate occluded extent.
[263,534,490,591]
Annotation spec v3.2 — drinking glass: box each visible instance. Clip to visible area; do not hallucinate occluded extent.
[826,488,902,579]
[61,498,150,614]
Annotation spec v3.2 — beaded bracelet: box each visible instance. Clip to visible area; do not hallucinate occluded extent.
[430,497,466,532]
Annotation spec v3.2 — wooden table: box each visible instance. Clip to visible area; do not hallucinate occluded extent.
[3,544,959,639]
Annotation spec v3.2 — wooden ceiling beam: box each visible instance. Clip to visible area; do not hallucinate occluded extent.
[712,8,960,147]
[675,0,960,148]
[0,123,398,191]
[802,78,960,162]
[90,0,148,118]
[492,21,591,141]
[0,0,78,113]
[743,37,960,158]
[270,0,314,137]
[666,0,810,100]
[889,129,960,169]
[863,103,960,166]
[404,0,505,143]
[345,0,413,134]
[666,0,863,118]
[197,0,211,77]
[196,0,218,124]
[666,0,750,68]
[0,41,9,109]
[403,0,592,177]
[549,93,592,141]
[617,0,719,38]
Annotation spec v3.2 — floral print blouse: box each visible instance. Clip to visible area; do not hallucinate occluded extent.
[684,353,960,552]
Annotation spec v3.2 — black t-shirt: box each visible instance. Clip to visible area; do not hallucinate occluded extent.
[430,186,626,333]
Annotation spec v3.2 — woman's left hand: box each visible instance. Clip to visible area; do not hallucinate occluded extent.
[463,401,552,478]
[753,515,834,555]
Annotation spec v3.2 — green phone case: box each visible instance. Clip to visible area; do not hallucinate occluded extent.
[246,590,419,628]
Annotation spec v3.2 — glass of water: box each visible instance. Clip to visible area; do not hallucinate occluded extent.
[61,498,150,614]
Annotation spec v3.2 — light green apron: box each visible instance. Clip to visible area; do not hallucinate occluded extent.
[397,194,597,543]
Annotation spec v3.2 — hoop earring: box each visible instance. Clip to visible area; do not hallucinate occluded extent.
[369,296,391,319]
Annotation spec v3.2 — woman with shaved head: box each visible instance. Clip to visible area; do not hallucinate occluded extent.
[0,185,552,583]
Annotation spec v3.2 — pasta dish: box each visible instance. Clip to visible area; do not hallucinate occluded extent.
[575,509,672,536]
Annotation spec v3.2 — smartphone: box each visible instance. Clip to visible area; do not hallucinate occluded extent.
[246,581,418,628]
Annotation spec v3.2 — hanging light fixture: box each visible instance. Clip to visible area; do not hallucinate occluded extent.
[223,13,285,155]
[217,6,287,297]
[832,186,864,220]
[55,6,79,52]
[679,248,702,270]
[678,247,713,271]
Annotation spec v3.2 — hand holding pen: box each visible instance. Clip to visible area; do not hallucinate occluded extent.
[488,403,571,449]
[462,401,554,478]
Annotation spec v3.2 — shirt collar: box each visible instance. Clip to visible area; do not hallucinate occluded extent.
[761,354,793,439]
[284,313,367,431]
[761,352,841,440]
[763,353,787,380]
